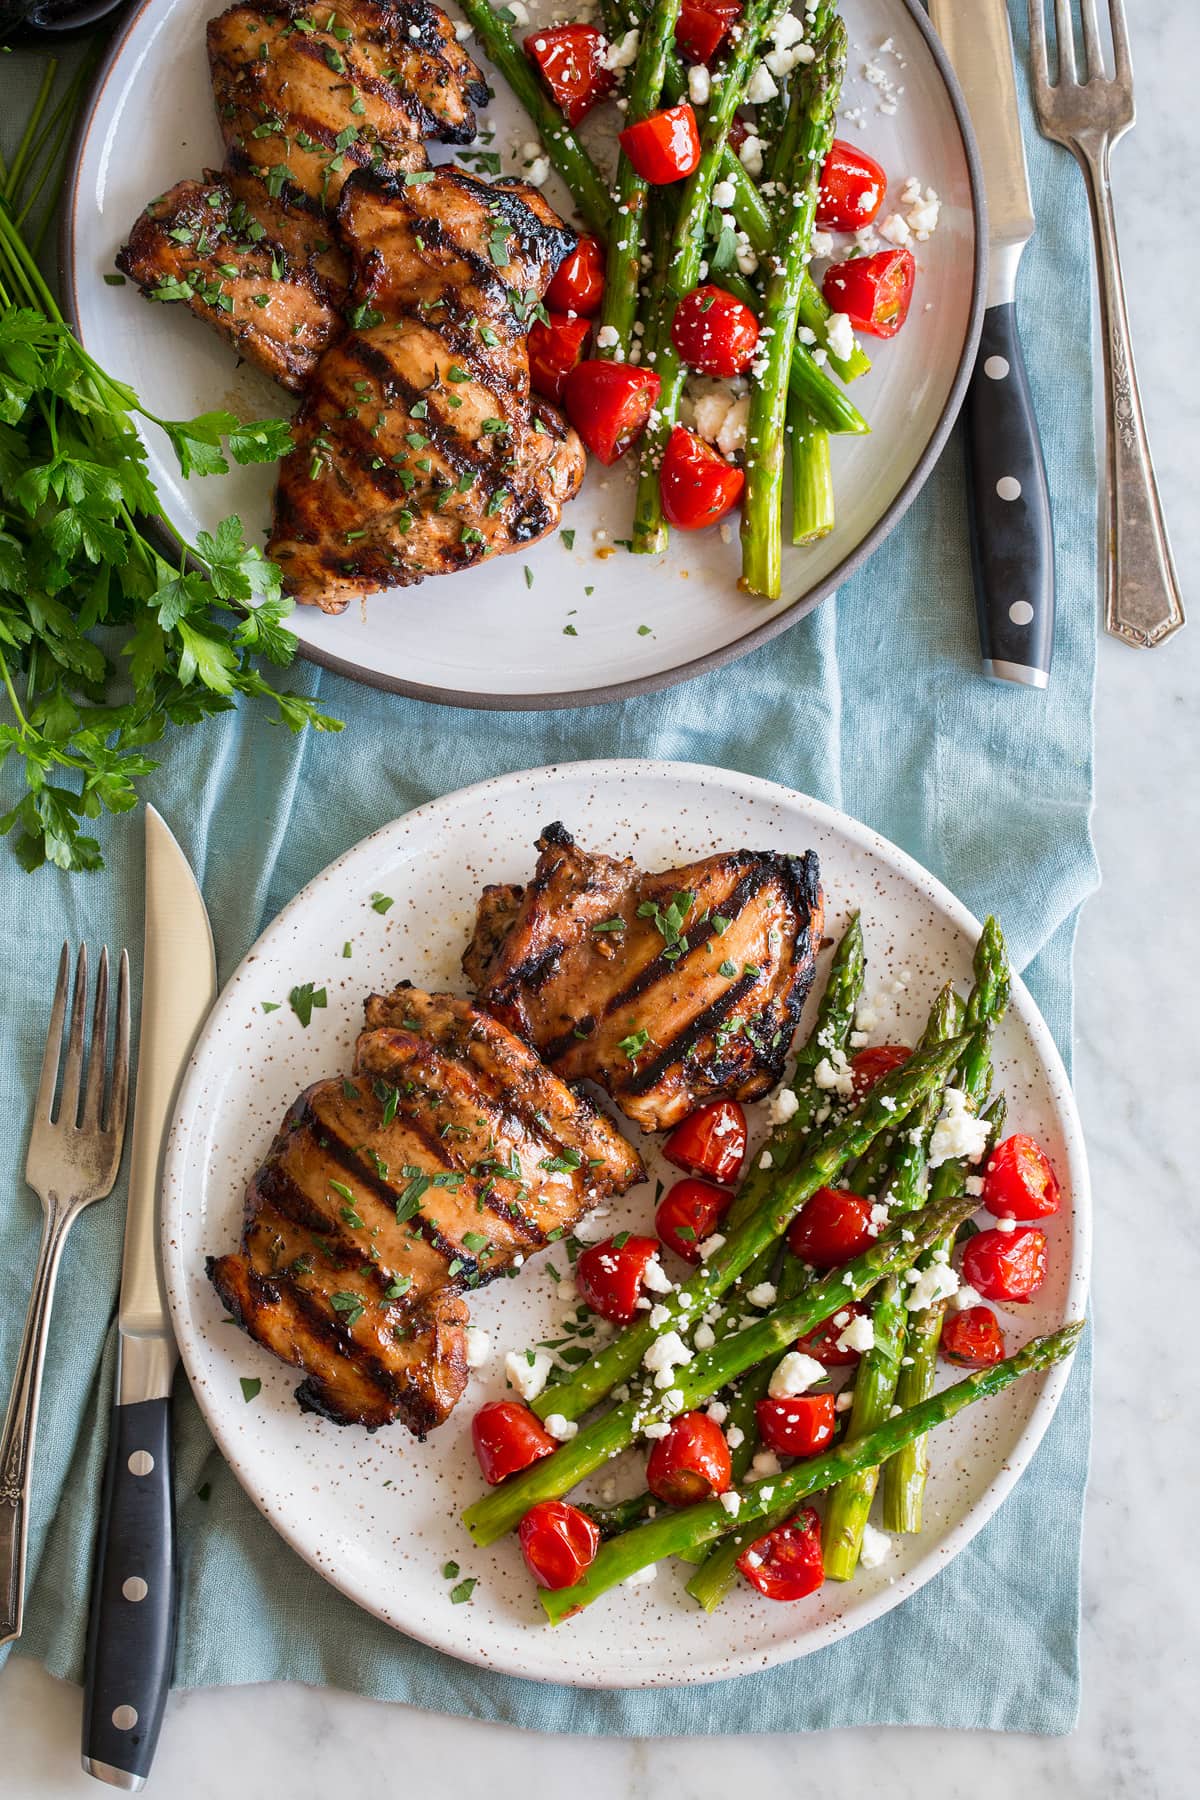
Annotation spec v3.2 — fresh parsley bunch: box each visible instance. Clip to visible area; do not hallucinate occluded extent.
[0,63,341,874]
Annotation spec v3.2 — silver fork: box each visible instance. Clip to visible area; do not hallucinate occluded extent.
[0,944,131,1646]
[1028,0,1185,648]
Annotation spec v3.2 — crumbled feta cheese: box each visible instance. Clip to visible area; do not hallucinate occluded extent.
[880,211,912,248]
[602,28,639,71]
[738,133,765,178]
[751,1448,781,1476]
[767,1085,799,1126]
[951,1282,984,1312]
[688,62,711,107]
[624,1562,657,1587]
[525,156,550,188]
[596,323,620,350]
[453,18,473,40]
[836,1312,876,1354]
[813,1047,855,1097]
[716,395,750,457]
[711,178,737,210]
[906,1261,961,1312]
[767,1351,826,1398]
[825,311,856,364]
[929,1088,991,1168]
[764,12,814,80]
[746,63,779,105]
[835,1389,854,1413]
[726,1424,745,1449]
[698,1232,726,1262]
[661,1386,685,1414]
[643,1420,671,1440]
[734,232,758,276]
[505,1348,553,1401]
[809,228,835,260]
[693,1322,716,1351]
[706,1400,729,1425]
[464,1327,491,1369]
[859,1523,893,1569]
[571,1211,610,1244]
[993,1215,1016,1233]
[746,1282,778,1309]
[544,1413,578,1442]
[648,1303,672,1330]
[507,0,529,23]
[758,1150,774,1171]
[641,1255,674,1294]
[719,1490,741,1516]
[965,1174,985,1197]
[643,1330,693,1387]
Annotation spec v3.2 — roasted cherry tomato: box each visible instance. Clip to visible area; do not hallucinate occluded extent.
[576,1232,662,1323]
[518,1499,600,1589]
[524,25,615,125]
[528,311,591,403]
[736,1507,824,1601]
[675,0,743,65]
[471,1401,558,1485]
[982,1134,1061,1220]
[940,1306,1007,1367]
[793,1300,870,1366]
[670,284,760,378]
[659,425,745,530]
[822,247,916,338]
[787,1187,875,1268]
[817,138,888,230]
[545,234,606,315]
[849,1044,911,1098]
[962,1225,1048,1304]
[619,103,702,184]
[646,1410,733,1506]
[563,359,661,464]
[663,1098,747,1185]
[655,1177,732,1262]
[755,1392,837,1458]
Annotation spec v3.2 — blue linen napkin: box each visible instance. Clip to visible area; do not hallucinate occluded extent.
[0,8,1097,1732]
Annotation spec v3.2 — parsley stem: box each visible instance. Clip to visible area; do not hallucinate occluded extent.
[2,58,57,204]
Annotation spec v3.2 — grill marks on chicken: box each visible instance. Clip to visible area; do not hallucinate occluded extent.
[207,989,643,1432]
[465,825,826,1133]
[118,1,487,392]
[267,168,585,607]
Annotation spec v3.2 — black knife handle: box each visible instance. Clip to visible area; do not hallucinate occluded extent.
[82,1398,177,1789]
[964,300,1055,686]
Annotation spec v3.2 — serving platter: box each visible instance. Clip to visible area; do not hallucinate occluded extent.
[161,760,1088,1688]
[65,0,984,709]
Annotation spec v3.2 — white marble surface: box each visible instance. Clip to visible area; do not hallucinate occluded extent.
[4,4,1199,1795]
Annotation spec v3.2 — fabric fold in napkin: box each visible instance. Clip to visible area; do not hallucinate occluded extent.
[1,11,1096,1735]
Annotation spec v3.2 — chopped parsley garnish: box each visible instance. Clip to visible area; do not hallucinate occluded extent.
[329,1179,355,1202]
[373,1079,400,1126]
[560,528,575,550]
[719,959,737,978]
[617,1027,650,1060]
[449,1577,477,1605]
[592,917,625,933]
[637,889,695,962]
[394,1171,431,1223]
[462,1230,490,1254]
[612,1230,631,1249]
[384,1274,413,1299]
[712,914,731,935]
[239,1377,262,1404]
[288,982,327,1027]
[262,1000,280,1013]
[330,1291,365,1328]
[371,891,394,913]
[538,1148,583,1173]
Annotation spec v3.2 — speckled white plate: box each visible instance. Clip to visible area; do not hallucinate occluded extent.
[161,761,1089,1687]
[65,0,984,709]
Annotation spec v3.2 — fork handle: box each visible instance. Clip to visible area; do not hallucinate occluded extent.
[0,1197,74,1646]
[1078,139,1185,647]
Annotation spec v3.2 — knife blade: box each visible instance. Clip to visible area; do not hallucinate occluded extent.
[81,807,216,1792]
[930,0,1055,688]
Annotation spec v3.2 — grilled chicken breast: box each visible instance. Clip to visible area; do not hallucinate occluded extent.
[267,167,586,608]
[118,0,488,392]
[464,825,826,1132]
[208,987,643,1432]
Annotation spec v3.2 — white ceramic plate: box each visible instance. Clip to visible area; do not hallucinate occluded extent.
[65,0,984,709]
[162,760,1088,1688]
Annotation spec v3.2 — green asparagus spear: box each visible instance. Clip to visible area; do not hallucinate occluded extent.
[542,1324,1084,1620]
[787,400,835,545]
[741,19,846,599]
[529,1031,966,1429]
[462,1190,979,1545]
[455,0,613,235]
[595,0,685,359]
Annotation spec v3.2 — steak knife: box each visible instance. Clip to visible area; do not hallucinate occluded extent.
[82,808,216,1791]
[930,0,1055,688]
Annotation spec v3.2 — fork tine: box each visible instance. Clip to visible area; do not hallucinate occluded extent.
[1053,0,1077,83]
[33,943,70,1123]
[107,949,131,1141]
[1108,0,1132,83]
[82,946,110,1129]
[57,943,89,1128]
[1027,0,1052,92]
[1079,0,1105,80]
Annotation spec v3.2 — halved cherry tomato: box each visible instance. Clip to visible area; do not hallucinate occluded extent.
[546,234,606,315]
[982,1134,1061,1220]
[817,138,888,231]
[962,1225,1048,1303]
[849,1044,911,1098]
[941,1306,1007,1367]
[528,312,591,403]
[736,1507,824,1601]
[659,425,745,530]
[576,1232,661,1323]
[563,359,661,464]
[646,1410,732,1506]
[518,1499,600,1589]
[619,103,702,184]
[524,25,615,126]
[675,0,743,65]
[822,247,916,338]
[670,284,760,378]
[471,1400,557,1485]
[793,1300,870,1366]
[663,1098,747,1185]
[656,1177,732,1262]
[756,1392,837,1457]
[787,1187,875,1268]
